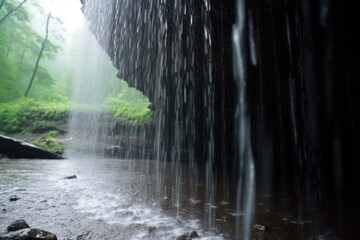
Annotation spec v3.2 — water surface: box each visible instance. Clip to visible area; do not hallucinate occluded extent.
[0,159,226,239]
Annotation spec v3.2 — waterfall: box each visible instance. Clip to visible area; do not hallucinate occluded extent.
[233,1,255,239]
[81,0,226,231]
[77,0,248,237]
[66,18,114,158]
[75,0,360,239]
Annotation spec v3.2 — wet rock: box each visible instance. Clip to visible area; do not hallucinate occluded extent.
[9,195,20,202]
[147,226,156,233]
[7,219,30,231]
[252,224,266,240]
[64,175,77,179]
[0,135,63,159]
[176,235,188,240]
[253,224,266,231]
[176,231,200,240]
[76,231,92,240]
[0,228,57,240]
[189,231,200,238]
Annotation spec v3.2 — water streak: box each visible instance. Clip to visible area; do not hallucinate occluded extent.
[233,0,255,239]
[66,20,114,158]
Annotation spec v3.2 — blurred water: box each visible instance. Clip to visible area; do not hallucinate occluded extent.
[66,19,113,158]
[232,0,255,239]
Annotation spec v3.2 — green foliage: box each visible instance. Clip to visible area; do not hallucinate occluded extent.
[0,94,152,135]
[104,85,153,122]
[0,0,63,101]
[33,130,65,155]
[0,0,29,24]
[0,0,153,143]
[0,98,69,133]
[0,26,22,101]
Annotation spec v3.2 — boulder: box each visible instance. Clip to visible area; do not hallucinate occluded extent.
[0,228,57,240]
[0,220,57,240]
[189,231,200,238]
[176,231,200,240]
[7,219,30,231]
[0,135,63,159]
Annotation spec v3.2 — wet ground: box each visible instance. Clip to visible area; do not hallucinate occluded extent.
[0,159,226,240]
[1,159,358,239]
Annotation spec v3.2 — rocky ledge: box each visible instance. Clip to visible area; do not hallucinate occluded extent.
[0,135,63,159]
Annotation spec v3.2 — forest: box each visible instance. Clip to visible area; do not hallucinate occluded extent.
[0,0,153,155]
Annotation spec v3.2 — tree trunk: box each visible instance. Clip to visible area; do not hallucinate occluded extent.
[25,10,51,97]
[0,0,28,25]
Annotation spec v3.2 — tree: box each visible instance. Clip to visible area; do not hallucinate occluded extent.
[25,10,52,97]
[0,0,28,24]
[0,30,21,102]
[0,0,63,101]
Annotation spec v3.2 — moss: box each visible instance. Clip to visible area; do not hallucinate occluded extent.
[33,131,65,155]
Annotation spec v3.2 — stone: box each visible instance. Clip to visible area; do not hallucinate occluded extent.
[252,224,266,240]
[0,135,63,159]
[253,224,266,231]
[7,219,30,231]
[147,226,156,233]
[9,195,20,202]
[0,228,57,240]
[176,231,200,240]
[64,175,77,179]
[76,231,92,240]
[176,234,188,240]
[189,231,200,238]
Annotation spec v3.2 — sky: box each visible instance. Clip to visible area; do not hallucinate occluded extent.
[38,0,84,32]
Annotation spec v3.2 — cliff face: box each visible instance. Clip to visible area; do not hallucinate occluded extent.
[82,0,237,174]
[246,1,360,236]
[82,0,359,237]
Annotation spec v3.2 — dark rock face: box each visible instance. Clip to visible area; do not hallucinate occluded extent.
[242,0,360,238]
[0,135,63,159]
[81,0,237,172]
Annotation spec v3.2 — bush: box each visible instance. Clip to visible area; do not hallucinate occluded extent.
[33,130,65,155]
[0,98,69,133]
[104,92,153,122]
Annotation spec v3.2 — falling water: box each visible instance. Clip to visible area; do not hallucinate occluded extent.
[233,0,255,239]
[71,0,360,239]
[82,0,222,230]
[66,19,114,158]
